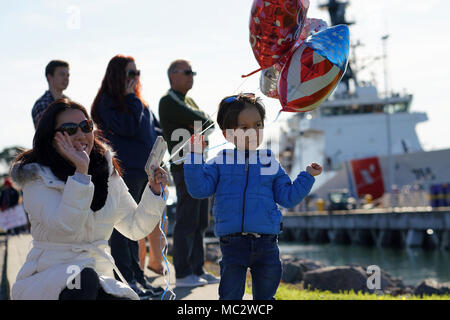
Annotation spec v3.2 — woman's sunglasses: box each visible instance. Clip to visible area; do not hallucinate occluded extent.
[55,119,94,136]
[127,69,141,78]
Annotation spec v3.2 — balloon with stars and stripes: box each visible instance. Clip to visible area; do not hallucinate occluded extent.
[277,24,350,112]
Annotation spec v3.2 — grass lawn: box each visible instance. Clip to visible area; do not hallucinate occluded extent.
[273,283,450,300]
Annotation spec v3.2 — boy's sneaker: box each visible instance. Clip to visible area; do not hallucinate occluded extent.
[199,272,220,284]
[175,274,208,288]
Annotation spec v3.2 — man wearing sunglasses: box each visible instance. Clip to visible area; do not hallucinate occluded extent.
[32,60,70,129]
[158,59,219,288]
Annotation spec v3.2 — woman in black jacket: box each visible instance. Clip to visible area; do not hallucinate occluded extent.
[91,54,165,298]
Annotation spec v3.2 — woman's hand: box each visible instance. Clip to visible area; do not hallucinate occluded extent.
[148,166,169,195]
[125,78,136,95]
[306,163,323,177]
[54,132,90,174]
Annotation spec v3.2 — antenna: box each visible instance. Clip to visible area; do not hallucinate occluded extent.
[381,34,390,98]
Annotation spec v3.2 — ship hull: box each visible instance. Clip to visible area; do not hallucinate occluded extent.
[311,148,450,204]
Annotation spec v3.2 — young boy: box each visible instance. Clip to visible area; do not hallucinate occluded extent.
[184,93,322,300]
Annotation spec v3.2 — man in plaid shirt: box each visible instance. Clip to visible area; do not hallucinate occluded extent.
[31,60,70,129]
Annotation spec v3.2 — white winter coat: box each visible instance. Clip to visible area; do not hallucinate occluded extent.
[9,151,167,300]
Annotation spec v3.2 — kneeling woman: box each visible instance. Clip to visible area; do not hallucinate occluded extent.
[10,99,168,300]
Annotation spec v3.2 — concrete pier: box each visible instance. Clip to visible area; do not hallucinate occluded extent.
[281,207,450,250]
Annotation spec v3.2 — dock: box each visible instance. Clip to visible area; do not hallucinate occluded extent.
[281,207,450,250]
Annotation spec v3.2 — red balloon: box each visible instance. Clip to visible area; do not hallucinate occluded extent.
[249,0,309,69]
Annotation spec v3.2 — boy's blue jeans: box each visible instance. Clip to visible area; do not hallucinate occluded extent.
[218,234,282,300]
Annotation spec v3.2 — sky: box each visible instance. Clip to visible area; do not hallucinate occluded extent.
[1,0,450,159]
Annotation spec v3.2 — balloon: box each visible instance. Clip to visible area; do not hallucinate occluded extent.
[249,0,309,69]
[299,18,328,41]
[280,18,329,67]
[277,25,350,112]
[259,65,281,98]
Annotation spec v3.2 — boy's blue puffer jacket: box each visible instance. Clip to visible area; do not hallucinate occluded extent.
[184,149,315,237]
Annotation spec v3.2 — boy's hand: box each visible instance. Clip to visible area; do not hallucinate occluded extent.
[188,133,206,154]
[306,163,322,176]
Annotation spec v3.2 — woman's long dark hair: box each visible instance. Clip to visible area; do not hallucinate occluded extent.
[14,99,122,211]
[91,54,147,125]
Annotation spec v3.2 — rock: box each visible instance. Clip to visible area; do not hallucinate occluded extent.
[414,279,441,296]
[303,266,370,293]
[403,286,414,295]
[389,277,405,289]
[281,257,325,284]
[299,259,325,272]
[280,254,295,262]
[281,260,304,283]
[414,279,450,296]
[350,264,404,292]
[439,282,450,295]
[383,287,404,296]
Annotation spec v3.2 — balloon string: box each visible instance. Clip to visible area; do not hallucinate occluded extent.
[159,184,176,300]
[241,67,263,78]
[163,65,259,169]
[163,120,216,166]
[163,69,251,168]
[162,142,229,168]
[233,77,250,95]
[271,110,283,124]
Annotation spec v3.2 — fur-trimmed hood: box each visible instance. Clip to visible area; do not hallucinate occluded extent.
[10,149,115,189]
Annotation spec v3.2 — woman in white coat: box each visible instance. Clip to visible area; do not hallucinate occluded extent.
[10,99,168,300]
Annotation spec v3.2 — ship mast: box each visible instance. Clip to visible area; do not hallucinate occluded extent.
[319,0,355,93]
[320,1,397,206]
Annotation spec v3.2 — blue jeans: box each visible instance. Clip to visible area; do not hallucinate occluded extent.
[218,234,282,300]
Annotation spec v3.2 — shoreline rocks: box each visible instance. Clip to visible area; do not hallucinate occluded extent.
[413,279,450,296]
[168,239,448,296]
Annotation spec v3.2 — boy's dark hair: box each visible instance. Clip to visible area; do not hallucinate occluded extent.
[45,60,69,77]
[217,93,266,130]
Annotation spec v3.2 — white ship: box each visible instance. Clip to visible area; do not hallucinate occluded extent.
[276,0,450,209]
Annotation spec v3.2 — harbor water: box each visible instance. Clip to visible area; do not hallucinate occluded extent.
[278,242,450,286]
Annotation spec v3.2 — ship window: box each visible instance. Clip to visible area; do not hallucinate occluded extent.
[393,103,408,113]
[374,105,384,113]
[321,107,333,116]
[343,106,352,114]
[351,105,361,114]
[363,105,374,113]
